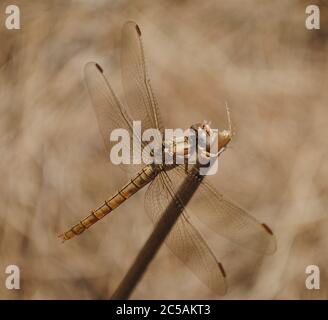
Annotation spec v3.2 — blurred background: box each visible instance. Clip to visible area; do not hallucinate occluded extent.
[0,0,327,299]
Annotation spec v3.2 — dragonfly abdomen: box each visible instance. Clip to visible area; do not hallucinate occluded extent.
[59,165,157,242]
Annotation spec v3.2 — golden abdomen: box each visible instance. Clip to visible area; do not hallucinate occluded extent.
[59,165,157,241]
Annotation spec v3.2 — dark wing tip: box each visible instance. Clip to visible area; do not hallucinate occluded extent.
[124,21,142,37]
[95,63,103,73]
[135,24,141,36]
[262,223,274,236]
[218,262,226,278]
[84,62,104,75]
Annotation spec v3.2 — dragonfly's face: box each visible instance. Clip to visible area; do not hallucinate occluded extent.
[190,121,232,156]
[217,129,232,151]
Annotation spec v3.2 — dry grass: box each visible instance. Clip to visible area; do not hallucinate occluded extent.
[0,0,327,299]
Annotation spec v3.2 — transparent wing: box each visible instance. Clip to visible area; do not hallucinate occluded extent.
[121,21,164,142]
[170,165,277,255]
[145,171,227,295]
[84,62,151,172]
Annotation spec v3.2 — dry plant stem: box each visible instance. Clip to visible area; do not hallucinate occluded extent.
[111,164,204,300]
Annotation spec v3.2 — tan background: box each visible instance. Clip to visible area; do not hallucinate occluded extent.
[0,0,327,299]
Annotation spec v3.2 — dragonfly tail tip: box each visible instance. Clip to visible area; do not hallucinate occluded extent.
[57,233,66,243]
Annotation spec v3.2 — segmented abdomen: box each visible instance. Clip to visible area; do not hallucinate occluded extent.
[59,165,156,241]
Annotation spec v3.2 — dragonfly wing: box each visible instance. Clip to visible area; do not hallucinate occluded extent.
[145,171,227,295]
[84,62,151,172]
[169,165,277,255]
[121,21,164,141]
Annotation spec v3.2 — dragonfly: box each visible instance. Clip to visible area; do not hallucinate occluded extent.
[59,21,276,295]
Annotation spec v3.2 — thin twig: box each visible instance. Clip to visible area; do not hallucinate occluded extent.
[111,164,204,300]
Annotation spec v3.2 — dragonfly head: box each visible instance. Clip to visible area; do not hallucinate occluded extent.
[197,103,234,156]
[217,129,232,151]
[190,119,232,157]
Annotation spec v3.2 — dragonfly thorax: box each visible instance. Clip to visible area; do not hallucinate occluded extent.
[159,121,228,167]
